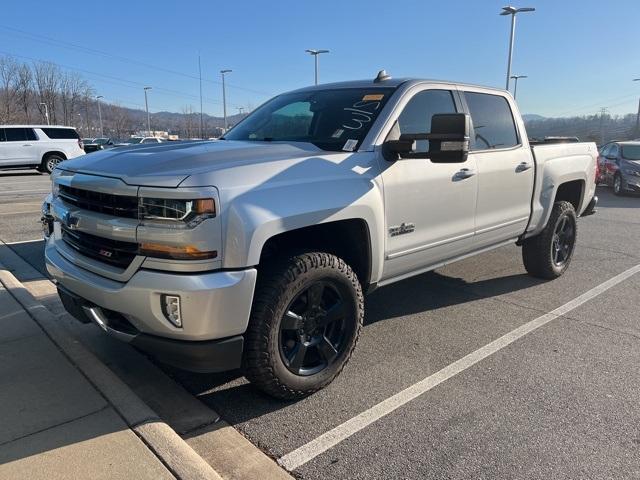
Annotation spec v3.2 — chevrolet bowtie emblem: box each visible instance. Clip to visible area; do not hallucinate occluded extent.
[64,212,80,230]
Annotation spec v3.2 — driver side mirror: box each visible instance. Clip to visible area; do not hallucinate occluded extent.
[427,113,471,163]
[383,113,471,162]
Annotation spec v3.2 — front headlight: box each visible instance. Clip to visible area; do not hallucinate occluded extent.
[138,197,216,229]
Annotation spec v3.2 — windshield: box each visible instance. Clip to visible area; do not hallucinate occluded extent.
[127,137,143,144]
[94,138,109,145]
[224,87,394,151]
[622,145,640,160]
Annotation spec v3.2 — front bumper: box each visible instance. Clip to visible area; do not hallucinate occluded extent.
[46,238,257,371]
[58,285,244,372]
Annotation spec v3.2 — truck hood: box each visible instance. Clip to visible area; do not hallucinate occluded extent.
[59,140,326,187]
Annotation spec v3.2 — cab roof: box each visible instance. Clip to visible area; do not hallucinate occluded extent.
[290,77,508,95]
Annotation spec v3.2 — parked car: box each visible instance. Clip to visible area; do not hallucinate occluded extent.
[84,137,115,153]
[44,73,598,399]
[597,141,640,195]
[0,125,85,173]
[115,136,164,146]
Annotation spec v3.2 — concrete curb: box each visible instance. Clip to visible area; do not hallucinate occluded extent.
[0,266,222,480]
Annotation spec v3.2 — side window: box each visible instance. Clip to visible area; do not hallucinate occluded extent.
[464,92,519,150]
[4,128,27,142]
[25,128,38,141]
[0,129,5,142]
[41,128,79,139]
[609,144,619,158]
[142,138,158,144]
[393,89,457,153]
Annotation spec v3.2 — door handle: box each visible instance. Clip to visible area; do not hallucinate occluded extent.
[453,168,476,180]
[516,161,532,172]
[22,144,33,147]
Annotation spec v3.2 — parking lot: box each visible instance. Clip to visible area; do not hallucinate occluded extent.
[2,169,639,479]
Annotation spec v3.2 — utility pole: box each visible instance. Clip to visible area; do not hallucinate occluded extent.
[198,55,204,139]
[599,107,609,145]
[305,49,330,85]
[96,95,104,137]
[39,103,50,125]
[144,86,152,136]
[500,6,535,91]
[220,69,232,131]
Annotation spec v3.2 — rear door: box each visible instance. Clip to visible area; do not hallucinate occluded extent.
[461,90,535,247]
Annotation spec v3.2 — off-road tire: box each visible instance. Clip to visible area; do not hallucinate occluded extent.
[243,252,364,400]
[522,201,577,279]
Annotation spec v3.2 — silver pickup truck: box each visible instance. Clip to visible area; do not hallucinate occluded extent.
[43,72,598,399]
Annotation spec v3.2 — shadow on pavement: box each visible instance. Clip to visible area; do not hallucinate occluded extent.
[166,268,547,424]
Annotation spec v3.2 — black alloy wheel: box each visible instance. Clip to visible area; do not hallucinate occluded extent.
[279,280,348,376]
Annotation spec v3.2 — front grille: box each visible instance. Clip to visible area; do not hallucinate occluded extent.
[59,185,138,219]
[61,226,138,269]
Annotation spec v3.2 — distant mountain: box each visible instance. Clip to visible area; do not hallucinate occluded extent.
[522,114,546,122]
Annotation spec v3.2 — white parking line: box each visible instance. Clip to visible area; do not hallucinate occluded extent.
[4,239,43,245]
[278,263,640,471]
[0,190,49,195]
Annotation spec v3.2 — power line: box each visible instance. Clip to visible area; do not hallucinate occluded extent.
[0,24,274,97]
[0,49,249,111]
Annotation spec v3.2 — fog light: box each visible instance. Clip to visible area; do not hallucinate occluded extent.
[161,295,182,328]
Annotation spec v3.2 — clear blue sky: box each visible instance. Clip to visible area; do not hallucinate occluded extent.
[1,0,638,118]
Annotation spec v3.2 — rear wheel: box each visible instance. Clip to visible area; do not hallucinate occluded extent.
[41,154,65,174]
[613,173,623,196]
[243,252,364,399]
[522,201,577,279]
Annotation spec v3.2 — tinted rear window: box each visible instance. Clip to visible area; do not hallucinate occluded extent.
[4,128,28,142]
[464,92,519,150]
[41,128,80,139]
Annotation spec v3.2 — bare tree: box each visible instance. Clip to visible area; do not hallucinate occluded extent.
[15,64,33,123]
[108,104,133,139]
[34,61,60,124]
[182,105,197,138]
[0,55,19,123]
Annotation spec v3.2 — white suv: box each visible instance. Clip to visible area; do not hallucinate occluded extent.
[0,125,85,174]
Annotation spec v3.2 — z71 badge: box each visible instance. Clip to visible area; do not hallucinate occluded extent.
[389,222,415,237]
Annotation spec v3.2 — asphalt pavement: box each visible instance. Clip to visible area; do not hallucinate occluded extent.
[1,169,639,479]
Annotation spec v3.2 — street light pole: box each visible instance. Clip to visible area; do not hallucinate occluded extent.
[39,102,50,125]
[510,75,527,100]
[500,6,535,91]
[198,55,204,139]
[96,95,104,137]
[305,49,330,85]
[220,69,232,131]
[143,87,152,136]
[633,79,640,138]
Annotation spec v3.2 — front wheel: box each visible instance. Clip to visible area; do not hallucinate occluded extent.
[243,252,364,400]
[522,201,577,279]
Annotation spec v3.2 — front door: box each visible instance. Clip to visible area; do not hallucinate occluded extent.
[380,87,478,281]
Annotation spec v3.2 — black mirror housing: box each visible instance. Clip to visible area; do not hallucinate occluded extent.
[427,113,471,163]
[384,138,415,157]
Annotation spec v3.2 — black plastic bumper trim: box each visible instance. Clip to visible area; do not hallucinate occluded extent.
[57,285,244,373]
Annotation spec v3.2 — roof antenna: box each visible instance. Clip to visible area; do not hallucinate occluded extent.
[374,69,391,83]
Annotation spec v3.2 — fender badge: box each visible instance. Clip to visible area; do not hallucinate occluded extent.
[389,222,415,237]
